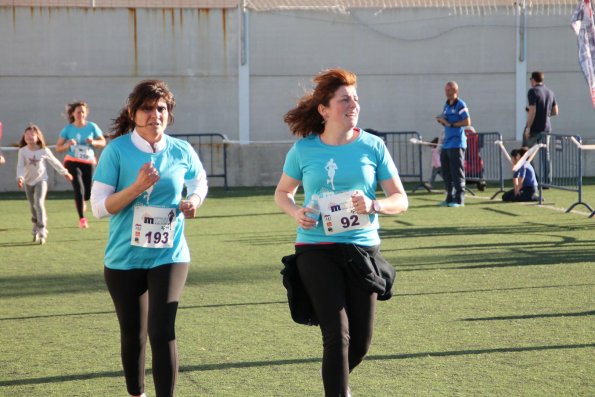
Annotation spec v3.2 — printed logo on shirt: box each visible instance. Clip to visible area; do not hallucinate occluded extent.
[325,158,338,191]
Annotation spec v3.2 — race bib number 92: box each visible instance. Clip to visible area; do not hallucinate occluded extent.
[318,190,371,235]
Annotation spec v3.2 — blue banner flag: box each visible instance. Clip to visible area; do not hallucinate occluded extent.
[572,0,595,108]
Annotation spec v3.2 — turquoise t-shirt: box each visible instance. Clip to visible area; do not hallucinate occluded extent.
[59,122,104,157]
[283,129,398,246]
[93,134,203,270]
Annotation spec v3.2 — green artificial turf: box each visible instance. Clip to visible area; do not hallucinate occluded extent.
[0,184,593,396]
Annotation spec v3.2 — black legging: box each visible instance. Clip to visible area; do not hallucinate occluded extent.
[296,247,377,397]
[65,161,93,219]
[104,263,189,397]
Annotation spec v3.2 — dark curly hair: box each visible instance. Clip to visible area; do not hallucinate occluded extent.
[110,80,175,138]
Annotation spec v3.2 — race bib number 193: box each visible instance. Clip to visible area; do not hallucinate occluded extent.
[318,190,371,235]
[131,205,176,248]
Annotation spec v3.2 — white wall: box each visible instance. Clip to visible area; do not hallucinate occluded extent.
[0,7,238,144]
[249,8,594,142]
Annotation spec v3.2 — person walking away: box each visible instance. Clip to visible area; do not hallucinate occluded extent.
[16,124,73,244]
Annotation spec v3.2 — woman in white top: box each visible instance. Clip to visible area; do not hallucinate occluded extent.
[16,124,73,244]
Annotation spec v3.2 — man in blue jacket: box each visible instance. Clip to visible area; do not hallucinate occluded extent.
[435,81,472,207]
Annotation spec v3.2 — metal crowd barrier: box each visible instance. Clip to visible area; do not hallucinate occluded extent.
[465,131,506,199]
[170,133,228,190]
[535,133,593,213]
[367,130,426,192]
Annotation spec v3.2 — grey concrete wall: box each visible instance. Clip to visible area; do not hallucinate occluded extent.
[1,6,594,192]
[249,8,594,142]
[0,7,238,144]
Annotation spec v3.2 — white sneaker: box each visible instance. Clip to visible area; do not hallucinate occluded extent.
[39,237,46,245]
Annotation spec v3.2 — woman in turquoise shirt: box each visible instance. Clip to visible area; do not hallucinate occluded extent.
[91,80,208,397]
[275,69,408,397]
[56,101,106,228]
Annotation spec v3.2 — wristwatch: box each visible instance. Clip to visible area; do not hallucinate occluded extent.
[372,200,382,214]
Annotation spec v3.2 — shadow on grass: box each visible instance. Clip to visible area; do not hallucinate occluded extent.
[480,207,521,217]
[0,241,43,247]
[462,310,595,321]
[391,243,595,271]
[394,283,595,298]
[2,343,594,387]
[379,221,594,271]
[0,301,286,322]
[4,283,591,320]
[0,264,279,299]
[380,220,589,240]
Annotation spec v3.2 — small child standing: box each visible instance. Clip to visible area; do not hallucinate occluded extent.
[428,137,442,189]
[16,124,73,244]
[502,147,538,202]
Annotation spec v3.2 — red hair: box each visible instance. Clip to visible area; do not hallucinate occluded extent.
[284,68,357,137]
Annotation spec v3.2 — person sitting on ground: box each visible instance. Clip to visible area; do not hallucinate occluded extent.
[502,147,538,202]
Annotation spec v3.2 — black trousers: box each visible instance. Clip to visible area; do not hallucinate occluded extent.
[65,161,93,219]
[440,147,466,204]
[502,186,537,202]
[296,246,377,397]
[104,263,188,397]
[523,132,551,185]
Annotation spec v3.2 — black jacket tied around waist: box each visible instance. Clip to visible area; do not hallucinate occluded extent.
[280,244,396,326]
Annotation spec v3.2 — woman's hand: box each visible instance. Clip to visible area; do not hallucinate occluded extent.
[294,207,318,229]
[179,195,201,218]
[103,162,161,216]
[17,178,23,189]
[134,162,160,192]
[64,172,73,182]
[351,192,372,214]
